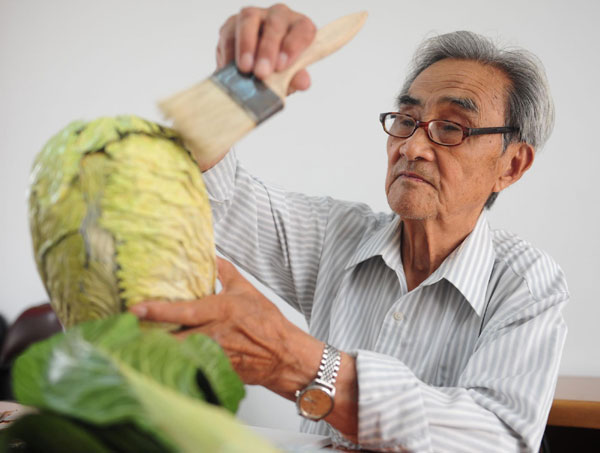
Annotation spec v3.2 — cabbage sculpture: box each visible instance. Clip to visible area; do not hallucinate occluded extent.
[29,115,216,327]
[1,314,276,452]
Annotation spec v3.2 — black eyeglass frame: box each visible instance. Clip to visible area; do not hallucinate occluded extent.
[379,112,518,146]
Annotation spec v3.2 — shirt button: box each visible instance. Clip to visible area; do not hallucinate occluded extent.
[393,311,404,322]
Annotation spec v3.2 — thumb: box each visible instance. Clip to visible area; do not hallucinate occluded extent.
[286,69,311,95]
[216,257,244,291]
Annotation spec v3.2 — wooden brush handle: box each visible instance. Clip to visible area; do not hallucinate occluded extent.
[265,11,368,98]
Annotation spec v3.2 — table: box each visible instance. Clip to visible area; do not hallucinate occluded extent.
[547,376,600,429]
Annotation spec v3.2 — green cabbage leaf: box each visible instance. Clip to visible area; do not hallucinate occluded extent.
[1,314,277,452]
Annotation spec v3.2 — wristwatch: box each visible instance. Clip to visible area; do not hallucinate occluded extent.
[295,344,341,421]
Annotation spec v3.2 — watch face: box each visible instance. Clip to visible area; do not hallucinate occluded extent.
[298,387,333,419]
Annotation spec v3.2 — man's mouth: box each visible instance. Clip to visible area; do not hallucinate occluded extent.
[396,171,431,185]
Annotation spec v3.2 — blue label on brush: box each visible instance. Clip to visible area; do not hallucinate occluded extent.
[210,63,284,124]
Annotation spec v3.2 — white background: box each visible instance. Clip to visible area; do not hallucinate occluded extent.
[1,0,599,431]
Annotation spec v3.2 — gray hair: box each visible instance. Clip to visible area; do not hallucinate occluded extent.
[400,31,555,208]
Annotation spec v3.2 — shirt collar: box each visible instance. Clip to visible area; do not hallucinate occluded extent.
[420,214,495,317]
[344,213,495,317]
[344,215,403,272]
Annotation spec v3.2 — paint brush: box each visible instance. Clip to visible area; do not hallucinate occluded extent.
[158,11,368,168]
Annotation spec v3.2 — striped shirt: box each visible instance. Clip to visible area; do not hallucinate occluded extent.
[203,151,569,452]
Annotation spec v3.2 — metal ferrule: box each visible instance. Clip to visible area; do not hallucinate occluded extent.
[210,63,284,124]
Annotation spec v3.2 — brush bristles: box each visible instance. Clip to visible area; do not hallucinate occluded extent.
[159,79,256,168]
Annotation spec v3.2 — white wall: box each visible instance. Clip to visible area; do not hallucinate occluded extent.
[1,0,599,431]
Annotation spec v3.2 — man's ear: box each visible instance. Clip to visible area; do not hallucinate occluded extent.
[493,142,535,193]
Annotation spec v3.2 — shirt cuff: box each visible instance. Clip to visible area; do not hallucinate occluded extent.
[352,349,432,452]
[201,149,237,203]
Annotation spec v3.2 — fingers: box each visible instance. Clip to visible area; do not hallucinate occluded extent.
[130,299,218,326]
[277,16,317,71]
[254,5,316,79]
[287,69,311,95]
[254,5,290,78]
[235,7,265,73]
[216,257,247,291]
[218,4,315,83]
[216,14,237,69]
[129,259,245,325]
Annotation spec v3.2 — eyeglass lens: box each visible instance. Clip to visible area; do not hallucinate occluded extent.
[383,114,464,145]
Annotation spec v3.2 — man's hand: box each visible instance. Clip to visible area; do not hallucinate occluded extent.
[130,257,322,395]
[131,257,359,439]
[216,3,316,94]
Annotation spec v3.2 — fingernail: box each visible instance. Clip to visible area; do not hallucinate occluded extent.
[239,53,254,72]
[277,52,288,70]
[254,58,271,78]
[130,305,148,318]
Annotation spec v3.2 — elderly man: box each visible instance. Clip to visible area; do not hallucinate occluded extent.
[132,4,568,452]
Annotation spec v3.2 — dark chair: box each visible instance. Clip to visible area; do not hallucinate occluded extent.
[0,314,7,356]
[0,303,62,400]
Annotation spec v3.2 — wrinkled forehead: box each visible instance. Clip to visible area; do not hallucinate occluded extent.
[399,59,510,120]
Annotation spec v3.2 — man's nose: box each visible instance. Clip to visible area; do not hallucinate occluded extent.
[398,127,435,162]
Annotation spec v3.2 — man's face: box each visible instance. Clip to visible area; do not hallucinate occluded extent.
[385,58,512,222]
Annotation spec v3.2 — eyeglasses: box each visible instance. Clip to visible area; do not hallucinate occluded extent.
[379,112,518,146]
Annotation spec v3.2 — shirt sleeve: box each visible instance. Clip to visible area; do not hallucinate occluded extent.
[336,291,568,452]
[201,151,332,318]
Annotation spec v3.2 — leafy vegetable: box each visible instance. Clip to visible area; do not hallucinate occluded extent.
[28,116,217,328]
[0,412,165,453]
[3,314,277,452]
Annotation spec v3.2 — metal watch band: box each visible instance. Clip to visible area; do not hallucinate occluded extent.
[316,344,341,387]
[295,344,342,421]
